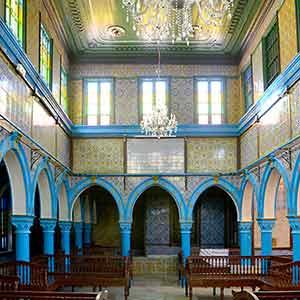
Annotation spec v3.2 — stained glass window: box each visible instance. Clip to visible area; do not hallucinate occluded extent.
[40,24,52,88]
[140,79,168,119]
[5,0,25,47]
[243,65,253,111]
[85,79,113,125]
[263,21,280,88]
[196,79,224,124]
[60,67,68,113]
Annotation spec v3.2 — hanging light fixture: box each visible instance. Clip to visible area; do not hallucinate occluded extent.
[140,46,177,138]
[122,0,234,46]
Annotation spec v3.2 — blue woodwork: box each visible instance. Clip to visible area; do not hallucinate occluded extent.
[120,222,131,256]
[239,222,252,256]
[257,219,275,256]
[74,222,83,255]
[84,223,92,246]
[289,217,300,262]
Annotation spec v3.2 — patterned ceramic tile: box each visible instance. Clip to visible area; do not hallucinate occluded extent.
[56,126,71,167]
[170,78,194,124]
[290,81,300,138]
[252,42,264,103]
[240,125,258,168]
[187,138,237,173]
[32,100,57,156]
[115,79,138,124]
[69,80,83,125]
[72,138,124,174]
[226,78,243,123]
[0,54,33,133]
[278,0,298,72]
[259,96,290,157]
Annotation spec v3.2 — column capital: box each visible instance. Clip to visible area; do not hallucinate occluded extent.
[288,216,300,233]
[119,221,131,233]
[11,215,34,234]
[59,221,72,232]
[257,218,276,232]
[239,221,253,232]
[180,221,193,232]
[40,219,57,232]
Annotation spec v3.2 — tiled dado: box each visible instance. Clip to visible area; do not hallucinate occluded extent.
[187,138,238,173]
[132,256,178,275]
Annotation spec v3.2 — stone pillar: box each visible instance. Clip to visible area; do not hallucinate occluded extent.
[40,219,56,272]
[74,222,83,255]
[11,215,34,285]
[120,222,131,257]
[257,218,275,256]
[180,221,193,260]
[289,217,300,262]
[239,221,253,257]
[59,221,72,272]
[84,223,92,247]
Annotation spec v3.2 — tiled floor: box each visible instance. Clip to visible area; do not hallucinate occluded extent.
[70,274,233,300]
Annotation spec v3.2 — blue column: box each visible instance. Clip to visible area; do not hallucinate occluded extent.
[289,217,300,262]
[40,219,56,272]
[59,221,72,272]
[257,218,275,256]
[120,222,131,257]
[11,215,34,285]
[180,222,192,260]
[239,221,253,257]
[84,223,92,247]
[74,222,83,255]
[11,215,33,262]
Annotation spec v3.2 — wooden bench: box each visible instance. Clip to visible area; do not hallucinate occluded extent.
[0,261,58,291]
[185,256,272,300]
[0,290,107,299]
[233,290,300,300]
[51,256,130,300]
[0,274,19,291]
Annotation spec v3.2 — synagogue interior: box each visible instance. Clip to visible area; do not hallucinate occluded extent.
[1,0,300,299]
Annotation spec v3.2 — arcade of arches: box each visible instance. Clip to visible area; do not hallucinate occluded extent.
[2,0,300,297]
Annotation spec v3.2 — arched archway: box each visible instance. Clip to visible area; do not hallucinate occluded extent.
[31,159,56,219]
[71,186,121,252]
[132,186,181,256]
[0,134,31,216]
[0,161,14,255]
[192,186,239,250]
[260,161,292,251]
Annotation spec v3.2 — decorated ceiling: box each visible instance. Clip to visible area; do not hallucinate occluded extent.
[53,0,262,63]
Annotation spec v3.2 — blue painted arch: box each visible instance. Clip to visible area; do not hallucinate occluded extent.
[0,132,31,215]
[240,173,259,221]
[290,152,300,216]
[187,177,241,221]
[56,173,71,221]
[259,158,292,218]
[126,177,186,222]
[31,158,57,218]
[70,177,125,221]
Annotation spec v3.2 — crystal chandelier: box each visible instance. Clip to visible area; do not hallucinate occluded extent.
[122,0,234,46]
[141,105,177,138]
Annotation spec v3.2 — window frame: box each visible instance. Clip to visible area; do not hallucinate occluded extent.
[296,0,300,52]
[242,64,254,112]
[139,77,170,122]
[83,78,114,126]
[262,18,281,89]
[4,0,26,49]
[60,66,68,114]
[39,21,53,90]
[194,77,226,125]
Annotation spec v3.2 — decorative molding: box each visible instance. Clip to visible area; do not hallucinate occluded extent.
[239,221,253,232]
[59,221,72,232]
[40,219,57,232]
[288,216,300,233]
[257,218,276,231]
[11,215,34,233]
